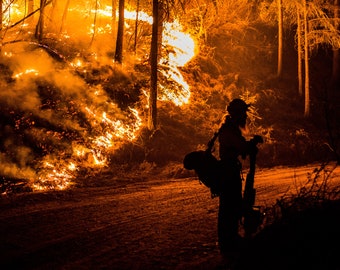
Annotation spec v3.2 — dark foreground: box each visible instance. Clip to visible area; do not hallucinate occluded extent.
[1,166,340,270]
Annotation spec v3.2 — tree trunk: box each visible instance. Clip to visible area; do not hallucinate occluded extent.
[297,6,303,96]
[148,0,159,131]
[112,0,117,47]
[303,0,310,117]
[35,0,47,42]
[277,0,283,78]
[114,0,124,63]
[332,0,339,88]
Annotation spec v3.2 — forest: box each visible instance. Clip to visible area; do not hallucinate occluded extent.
[0,0,339,193]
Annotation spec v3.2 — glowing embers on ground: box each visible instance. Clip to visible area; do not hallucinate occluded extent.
[3,73,190,192]
[13,69,39,78]
[70,59,83,68]
[32,105,142,191]
[33,161,77,191]
[1,65,143,192]
[85,105,142,144]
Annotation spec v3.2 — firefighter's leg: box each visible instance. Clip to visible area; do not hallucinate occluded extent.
[218,194,240,253]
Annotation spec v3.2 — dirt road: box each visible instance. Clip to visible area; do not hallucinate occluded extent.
[1,164,339,270]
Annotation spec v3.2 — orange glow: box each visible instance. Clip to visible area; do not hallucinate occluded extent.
[2,1,22,25]
[33,161,77,191]
[159,20,195,106]
[0,3,195,192]
[31,105,143,190]
[70,59,83,68]
[87,6,196,105]
[13,69,39,78]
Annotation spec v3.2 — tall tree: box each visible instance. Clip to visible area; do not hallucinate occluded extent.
[149,0,159,131]
[35,0,47,42]
[296,5,303,96]
[303,0,310,117]
[277,0,283,78]
[114,0,124,63]
[302,0,340,114]
[283,0,340,115]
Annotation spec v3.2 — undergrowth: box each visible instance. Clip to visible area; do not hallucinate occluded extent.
[263,161,340,228]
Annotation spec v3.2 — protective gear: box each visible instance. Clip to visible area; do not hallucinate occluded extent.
[227,99,250,116]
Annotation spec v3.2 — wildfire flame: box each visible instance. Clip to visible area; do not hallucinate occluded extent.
[122,9,195,105]
[158,20,194,105]
[0,3,196,192]
[13,69,39,78]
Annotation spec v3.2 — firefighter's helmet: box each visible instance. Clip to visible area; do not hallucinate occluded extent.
[227,98,250,115]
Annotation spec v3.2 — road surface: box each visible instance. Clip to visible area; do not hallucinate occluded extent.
[0,164,339,269]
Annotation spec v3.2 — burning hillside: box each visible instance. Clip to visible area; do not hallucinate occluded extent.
[1,0,338,195]
[0,1,197,193]
[0,48,143,191]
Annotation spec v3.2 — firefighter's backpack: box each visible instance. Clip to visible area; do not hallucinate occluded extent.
[183,150,221,197]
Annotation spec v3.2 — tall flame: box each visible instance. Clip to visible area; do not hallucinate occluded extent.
[99,7,196,105]
[159,20,195,106]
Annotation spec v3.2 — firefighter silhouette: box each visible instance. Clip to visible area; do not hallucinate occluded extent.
[217,98,259,255]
